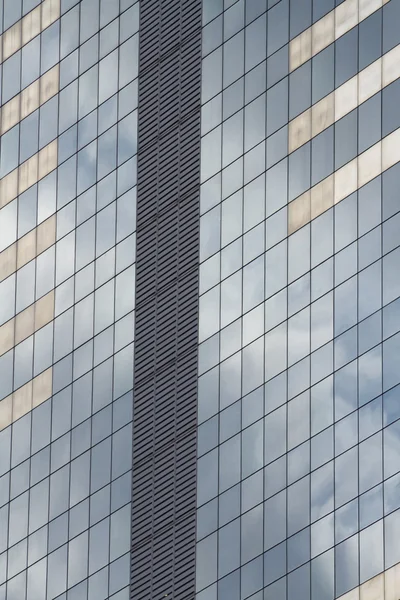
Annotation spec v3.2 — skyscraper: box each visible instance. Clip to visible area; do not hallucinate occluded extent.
[0,0,400,599]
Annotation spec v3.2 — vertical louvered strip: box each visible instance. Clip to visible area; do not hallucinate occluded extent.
[132,0,202,599]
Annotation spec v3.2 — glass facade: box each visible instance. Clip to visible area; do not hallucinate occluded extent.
[0,0,138,598]
[196,1,400,600]
[2,0,400,598]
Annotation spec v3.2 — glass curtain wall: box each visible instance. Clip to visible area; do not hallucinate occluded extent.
[0,0,138,598]
[196,0,400,599]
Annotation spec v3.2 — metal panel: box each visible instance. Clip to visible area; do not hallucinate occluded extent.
[131,0,202,598]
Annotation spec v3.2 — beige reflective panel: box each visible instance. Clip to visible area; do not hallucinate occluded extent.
[32,368,52,409]
[288,43,400,154]
[360,572,384,600]
[1,66,58,136]
[38,140,58,180]
[289,0,389,72]
[0,369,53,431]
[37,215,56,255]
[16,216,54,269]
[1,95,20,134]
[335,76,358,121]
[0,216,56,283]
[382,127,400,170]
[288,128,400,236]
[335,0,358,38]
[22,4,41,45]
[288,191,310,234]
[35,290,55,331]
[312,94,334,138]
[0,396,12,430]
[42,0,61,30]
[385,562,400,600]
[289,28,311,71]
[1,0,61,66]
[360,0,382,19]
[358,141,382,188]
[359,58,382,104]
[0,243,16,282]
[383,44,400,86]
[0,169,18,208]
[334,158,358,204]
[2,20,21,61]
[289,109,311,154]
[312,11,335,56]
[15,304,35,345]
[21,79,40,121]
[17,229,37,270]
[40,64,59,105]
[0,291,54,357]
[311,175,334,219]
[337,563,400,600]
[12,380,32,422]
[19,153,39,195]
[0,141,58,208]
[0,319,15,356]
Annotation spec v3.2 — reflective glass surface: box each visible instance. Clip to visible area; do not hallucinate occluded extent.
[0,0,138,597]
[197,0,400,599]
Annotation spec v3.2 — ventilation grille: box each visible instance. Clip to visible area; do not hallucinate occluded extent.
[131,1,202,599]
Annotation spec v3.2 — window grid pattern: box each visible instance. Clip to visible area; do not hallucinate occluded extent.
[0,0,138,598]
[196,1,400,600]
[0,0,60,64]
